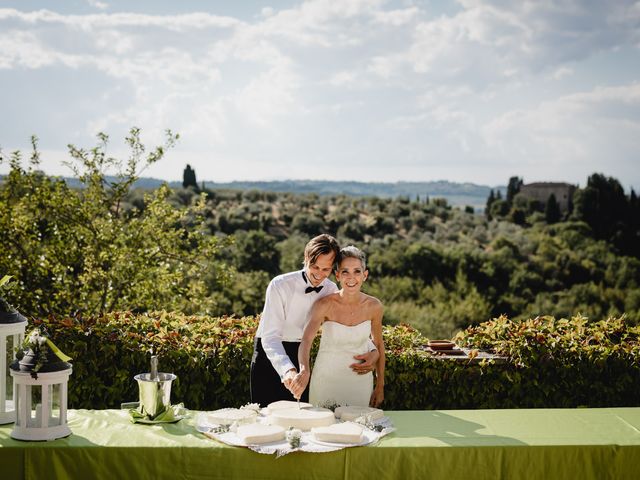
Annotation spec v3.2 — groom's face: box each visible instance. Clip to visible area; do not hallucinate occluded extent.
[306,252,336,287]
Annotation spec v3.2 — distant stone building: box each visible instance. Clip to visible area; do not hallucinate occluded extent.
[518,182,576,212]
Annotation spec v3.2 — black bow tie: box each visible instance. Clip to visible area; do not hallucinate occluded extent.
[305,285,323,294]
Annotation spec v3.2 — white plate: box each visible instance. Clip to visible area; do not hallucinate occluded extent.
[194,411,259,433]
[203,430,289,448]
[307,429,377,448]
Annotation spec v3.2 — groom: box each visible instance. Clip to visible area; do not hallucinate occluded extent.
[250,234,379,407]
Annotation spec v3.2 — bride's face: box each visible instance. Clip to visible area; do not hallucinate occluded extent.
[336,257,368,291]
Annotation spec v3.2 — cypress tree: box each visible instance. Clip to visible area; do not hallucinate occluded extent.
[545,193,561,224]
[486,189,496,219]
[182,164,198,190]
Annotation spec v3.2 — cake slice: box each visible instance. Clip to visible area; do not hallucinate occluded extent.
[236,424,286,445]
[334,405,384,422]
[312,422,364,444]
[206,408,257,426]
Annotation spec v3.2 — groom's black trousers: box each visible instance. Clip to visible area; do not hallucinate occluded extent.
[250,337,310,407]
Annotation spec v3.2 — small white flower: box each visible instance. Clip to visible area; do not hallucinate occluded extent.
[240,402,261,412]
[286,428,302,449]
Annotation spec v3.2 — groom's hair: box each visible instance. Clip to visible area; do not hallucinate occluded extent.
[304,234,340,267]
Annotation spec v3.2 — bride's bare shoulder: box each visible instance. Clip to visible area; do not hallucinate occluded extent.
[362,293,383,311]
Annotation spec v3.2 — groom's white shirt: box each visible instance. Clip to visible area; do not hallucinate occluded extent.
[256,270,338,379]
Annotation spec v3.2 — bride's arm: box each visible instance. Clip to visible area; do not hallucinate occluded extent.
[370,300,385,407]
[289,301,326,399]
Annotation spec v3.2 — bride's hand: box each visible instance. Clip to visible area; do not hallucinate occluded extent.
[289,369,310,399]
[370,386,384,407]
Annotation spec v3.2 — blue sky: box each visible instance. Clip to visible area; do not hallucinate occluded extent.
[1,0,639,190]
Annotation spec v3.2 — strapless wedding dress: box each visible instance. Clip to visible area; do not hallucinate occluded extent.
[309,320,373,407]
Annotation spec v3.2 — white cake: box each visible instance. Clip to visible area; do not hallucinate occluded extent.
[312,422,364,444]
[265,400,312,414]
[334,405,384,422]
[268,407,335,431]
[236,424,286,445]
[205,408,257,426]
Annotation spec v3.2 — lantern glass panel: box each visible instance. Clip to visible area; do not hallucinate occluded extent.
[5,334,16,406]
[26,385,43,428]
[50,383,62,426]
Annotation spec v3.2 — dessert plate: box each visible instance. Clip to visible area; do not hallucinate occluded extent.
[307,429,378,448]
[203,430,289,448]
[195,412,258,432]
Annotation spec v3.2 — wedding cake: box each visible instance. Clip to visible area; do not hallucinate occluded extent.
[205,408,257,426]
[236,424,286,445]
[311,422,364,444]
[264,400,312,414]
[334,405,384,422]
[267,407,335,430]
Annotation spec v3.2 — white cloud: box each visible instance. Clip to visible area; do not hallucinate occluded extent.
[547,66,573,81]
[0,8,241,31]
[481,83,640,179]
[1,1,639,188]
[372,6,419,26]
[87,0,108,11]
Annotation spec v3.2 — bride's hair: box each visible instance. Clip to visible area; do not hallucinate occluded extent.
[339,245,366,270]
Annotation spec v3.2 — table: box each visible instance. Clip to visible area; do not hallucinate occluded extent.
[1,408,639,479]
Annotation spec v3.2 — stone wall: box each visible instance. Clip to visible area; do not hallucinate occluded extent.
[518,182,576,211]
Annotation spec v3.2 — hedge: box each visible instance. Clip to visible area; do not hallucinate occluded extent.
[32,312,640,410]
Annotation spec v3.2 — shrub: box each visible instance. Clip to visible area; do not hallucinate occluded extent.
[35,312,640,411]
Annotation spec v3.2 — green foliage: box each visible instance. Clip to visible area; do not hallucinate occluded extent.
[39,313,640,410]
[3,144,640,336]
[571,173,639,256]
[0,130,230,317]
[506,176,523,205]
[545,193,561,224]
[0,275,16,313]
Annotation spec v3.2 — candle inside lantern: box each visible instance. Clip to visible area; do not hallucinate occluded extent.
[35,403,42,425]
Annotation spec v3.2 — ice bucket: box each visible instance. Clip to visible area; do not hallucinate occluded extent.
[134,372,177,419]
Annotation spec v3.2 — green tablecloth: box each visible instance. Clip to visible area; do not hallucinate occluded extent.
[1,408,640,479]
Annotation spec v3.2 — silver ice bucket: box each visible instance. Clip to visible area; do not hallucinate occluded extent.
[134,372,177,419]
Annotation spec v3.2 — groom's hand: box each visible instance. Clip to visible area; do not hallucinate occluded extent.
[350,349,379,375]
[282,368,297,390]
[289,369,310,399]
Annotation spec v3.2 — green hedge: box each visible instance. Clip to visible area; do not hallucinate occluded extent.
[34,312,640,410]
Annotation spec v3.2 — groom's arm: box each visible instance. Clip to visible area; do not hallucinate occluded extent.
[260,281,297,381]
[289,300,326,399]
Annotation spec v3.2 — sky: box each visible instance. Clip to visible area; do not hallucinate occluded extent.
[1,0,639,190]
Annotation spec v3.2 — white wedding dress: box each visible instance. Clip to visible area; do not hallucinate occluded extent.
[309,320,373,407]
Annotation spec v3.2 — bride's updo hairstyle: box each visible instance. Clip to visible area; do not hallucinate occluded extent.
[339,245,367,270]
[303,234,341,268]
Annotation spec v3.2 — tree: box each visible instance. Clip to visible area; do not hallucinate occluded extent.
[183,164,198,189]
[572,173,633,254]
[506,176,523,205]
[545,193,561,224]
[0,129,229,317]
[232,230,280,275]
[485,189,496,220]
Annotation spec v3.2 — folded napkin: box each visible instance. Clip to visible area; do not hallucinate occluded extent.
[129,403,185,424]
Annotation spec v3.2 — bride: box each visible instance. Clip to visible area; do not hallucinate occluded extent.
[290,245,385,407]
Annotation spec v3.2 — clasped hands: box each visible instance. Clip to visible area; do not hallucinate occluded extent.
[284,349,380,400]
